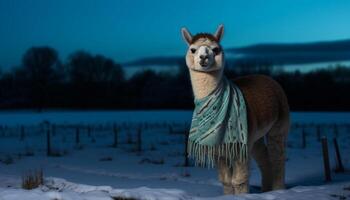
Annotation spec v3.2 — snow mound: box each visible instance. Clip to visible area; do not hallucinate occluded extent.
[1,177,348,200]
[42,177,190,200]
[110,187,190,200]
[44,177,113,193]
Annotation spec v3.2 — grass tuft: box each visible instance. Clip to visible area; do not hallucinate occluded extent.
[0,155,14,165]
[139,158,164,165]
[22,168,44,190]
[113,197,137,200]
[99,156,113,161]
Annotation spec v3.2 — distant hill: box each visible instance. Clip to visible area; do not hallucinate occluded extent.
[228,39,350,65]
[228,39,350,54]
[123,39,350,67]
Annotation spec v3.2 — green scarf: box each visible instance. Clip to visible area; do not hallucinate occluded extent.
[188,77,248,168]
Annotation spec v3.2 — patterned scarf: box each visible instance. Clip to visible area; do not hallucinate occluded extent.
[187,77,248,168]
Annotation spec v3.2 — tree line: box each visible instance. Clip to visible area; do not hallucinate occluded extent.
[0,46,350,111]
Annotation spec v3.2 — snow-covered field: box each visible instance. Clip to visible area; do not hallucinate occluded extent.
[0,110,349,200]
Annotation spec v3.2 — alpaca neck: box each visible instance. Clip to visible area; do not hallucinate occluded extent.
[189,69,224,99]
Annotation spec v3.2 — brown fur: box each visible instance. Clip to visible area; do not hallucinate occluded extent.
[234,75,290,147]
[191,33,219,44]
[181,25,290,194]
[218,75,290,193]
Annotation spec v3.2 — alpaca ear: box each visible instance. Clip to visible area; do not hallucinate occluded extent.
[214,24,224,42]
[181,27,193,45]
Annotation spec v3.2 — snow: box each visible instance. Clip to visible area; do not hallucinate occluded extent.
[0,178,349,200]
[0,110,350,199]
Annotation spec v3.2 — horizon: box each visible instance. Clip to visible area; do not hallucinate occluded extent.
[1,0,350,70]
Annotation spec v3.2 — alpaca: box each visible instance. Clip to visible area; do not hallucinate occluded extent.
[181,25,290,194]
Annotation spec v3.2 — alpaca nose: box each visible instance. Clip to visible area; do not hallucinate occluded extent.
[200,55,208,60]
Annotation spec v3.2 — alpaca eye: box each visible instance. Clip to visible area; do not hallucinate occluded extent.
[190,48,196,54]
[212,47,221,55]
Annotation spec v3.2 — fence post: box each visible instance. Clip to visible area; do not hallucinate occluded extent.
[47,126,51,156]
[184,131,189,167]
[302,128,306,149]
[87,125,91,137]
[113,124,118,148]
[136,127,142,153]
[20,125,25,141]
[316,125,321,142]
[76,126,80,145]
[333,138,344,173]
[169,125,173,134]
[321,137,331,182]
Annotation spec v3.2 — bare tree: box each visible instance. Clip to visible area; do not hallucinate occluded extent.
[21,46,61,111]
[68,51,124,84]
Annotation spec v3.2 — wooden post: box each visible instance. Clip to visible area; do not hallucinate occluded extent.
[169,125,173,134]
[316,125,321,142]
[76,126,80,145]
[136,127,142,153]
[321,137,331,181]
[87,125,91,137]
[302,128,306,149]
[113,124,118,148]
[333,138,345,173]
[20,125,25,141]
[184,131,189,167]
[47,126,51,156]
[3,125,8,137]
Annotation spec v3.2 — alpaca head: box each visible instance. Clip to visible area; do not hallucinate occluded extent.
[181,25,224,72]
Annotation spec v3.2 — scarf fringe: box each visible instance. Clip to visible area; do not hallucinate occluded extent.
[187,139,248,168]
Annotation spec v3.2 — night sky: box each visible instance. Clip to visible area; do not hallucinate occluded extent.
[1,0,350,70]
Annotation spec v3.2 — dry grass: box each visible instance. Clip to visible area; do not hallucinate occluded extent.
[138,158,164,165]
[24,148,35,156]
[0,155,14,165]
[113,197,137,200]
[181,171,191,177]
[149,143,157,151]
[22,169,44,190]
[99,156,113,161]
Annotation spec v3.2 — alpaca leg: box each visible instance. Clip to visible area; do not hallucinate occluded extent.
[217,158,234,194]
[252,137,273,192]
[231,160,250,194]
[266,122,288,190]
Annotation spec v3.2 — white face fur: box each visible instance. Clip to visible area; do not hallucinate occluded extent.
[181,25,225,72]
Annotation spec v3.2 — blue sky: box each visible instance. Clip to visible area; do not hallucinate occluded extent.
[1,0,350,70]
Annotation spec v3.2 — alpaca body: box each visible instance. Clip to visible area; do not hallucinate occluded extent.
[190,69,290,193]
[219,74,290,193]
[181,25,290,194]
